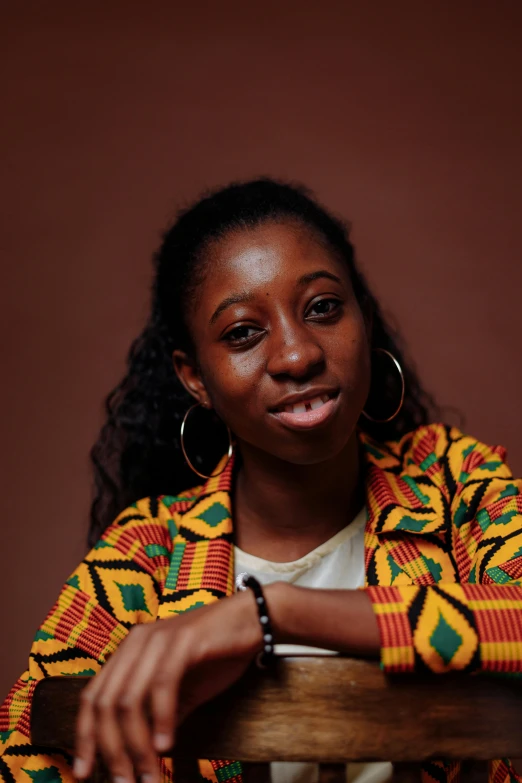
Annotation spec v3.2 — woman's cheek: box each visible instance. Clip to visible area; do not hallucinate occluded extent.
[205,352,264,416]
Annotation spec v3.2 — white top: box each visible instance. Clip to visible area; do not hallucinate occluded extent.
[234,507,392,783]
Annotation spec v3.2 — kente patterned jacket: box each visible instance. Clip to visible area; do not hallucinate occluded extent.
[2,423,522,783]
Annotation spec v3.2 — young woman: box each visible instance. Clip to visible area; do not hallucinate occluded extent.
[1,179,521,783]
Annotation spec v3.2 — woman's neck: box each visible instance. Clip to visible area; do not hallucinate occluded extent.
[233,433,364,563]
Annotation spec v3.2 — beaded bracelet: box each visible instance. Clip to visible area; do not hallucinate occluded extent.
[236,572,275,668]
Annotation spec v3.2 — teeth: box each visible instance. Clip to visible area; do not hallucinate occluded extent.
[280,395,331,414]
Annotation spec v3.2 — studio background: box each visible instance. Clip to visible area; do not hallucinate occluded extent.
[1,1,521,700]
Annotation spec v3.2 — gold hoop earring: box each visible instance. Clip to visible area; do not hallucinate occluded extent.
[362,348,405,423]
[180,403,233,480]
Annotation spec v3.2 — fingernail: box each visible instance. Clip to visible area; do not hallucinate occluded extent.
[140,775,156,783]
[113,777,130,783]
[73,758,88,778]
[153,733,171,751]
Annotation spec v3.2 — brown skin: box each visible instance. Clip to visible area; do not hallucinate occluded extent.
[74,221,381,783]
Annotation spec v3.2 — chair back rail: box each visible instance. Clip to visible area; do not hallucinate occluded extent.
[30,657,522,778]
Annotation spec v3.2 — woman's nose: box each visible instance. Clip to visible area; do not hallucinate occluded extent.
[266,324,325,380]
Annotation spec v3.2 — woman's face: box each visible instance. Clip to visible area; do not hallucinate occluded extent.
[175,220,371,466]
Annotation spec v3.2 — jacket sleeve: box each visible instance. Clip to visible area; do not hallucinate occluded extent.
[0,497,173,783]
[366,431,522,674]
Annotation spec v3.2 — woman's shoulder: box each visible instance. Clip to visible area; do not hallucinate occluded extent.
[407,422,508,472]
[95,485,204,559]
[363,422,513,487]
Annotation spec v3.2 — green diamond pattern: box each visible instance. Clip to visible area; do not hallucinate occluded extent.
[494,509,519,526]
[168,518,178,539]
[166,541,186,590]
[215,762,242,782]
[387,554,402,583]
[402,476,430,504]
[423,556,442,582]
[476,508,491,533]
[162,495,179,507]
[144,543,170,558]
[116,582,151,615]
[169,601,206,615]
[478,460,502,471]
[486,565,512,584]
[462,443,476,458]
[365,443,385,459]
[500,483,519,499]
[419,452,437,471]
[34,629,53,642]
[395,515,427,532]
[22,767,63,783]
[196,501,230,527]
[453,499,468,529]
[430,611,462,665]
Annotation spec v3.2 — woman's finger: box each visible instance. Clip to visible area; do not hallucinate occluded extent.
[115,630,171,783]
[74,625,152,781]
[149,641,188,754]
[73,683,98,781]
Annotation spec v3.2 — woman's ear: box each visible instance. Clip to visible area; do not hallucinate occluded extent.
[172,350,212,408]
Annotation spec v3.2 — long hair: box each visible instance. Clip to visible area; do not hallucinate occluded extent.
[88,178,438,546]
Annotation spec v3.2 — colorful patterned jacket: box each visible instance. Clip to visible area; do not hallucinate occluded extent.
[2,423,522,783]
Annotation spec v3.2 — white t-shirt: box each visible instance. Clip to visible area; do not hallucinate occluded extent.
[234,507,392,783]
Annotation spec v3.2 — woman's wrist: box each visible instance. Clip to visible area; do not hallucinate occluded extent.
[264,581,296,644]
[236,574,276,666]
[264,581,381,656]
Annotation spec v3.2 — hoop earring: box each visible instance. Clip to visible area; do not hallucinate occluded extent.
[180,403,233,480]
[362,348,405,423]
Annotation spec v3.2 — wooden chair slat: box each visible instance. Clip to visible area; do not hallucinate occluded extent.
[31,657,522,765]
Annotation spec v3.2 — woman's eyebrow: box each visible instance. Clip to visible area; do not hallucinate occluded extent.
[209,291,255,325]
[298,270,343,286]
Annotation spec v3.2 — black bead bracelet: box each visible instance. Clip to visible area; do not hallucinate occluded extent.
[236,573,275,668]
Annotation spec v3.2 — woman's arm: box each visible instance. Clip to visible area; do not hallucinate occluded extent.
[267,581,380,655]
[359,434,522,675]
[274,432,522,675]
[0,497,173,783]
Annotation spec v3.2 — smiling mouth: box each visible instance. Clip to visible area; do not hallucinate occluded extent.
[270,392,339,430]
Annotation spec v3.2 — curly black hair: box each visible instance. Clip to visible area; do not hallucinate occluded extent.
[88,178,438,547]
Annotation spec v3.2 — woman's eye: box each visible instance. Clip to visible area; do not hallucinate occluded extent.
[307,298,341,318]
[223,325,260,345]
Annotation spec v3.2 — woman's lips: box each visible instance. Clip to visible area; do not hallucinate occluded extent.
[270,395,338,431]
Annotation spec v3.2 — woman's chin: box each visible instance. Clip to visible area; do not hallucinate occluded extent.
[262,424,358,467]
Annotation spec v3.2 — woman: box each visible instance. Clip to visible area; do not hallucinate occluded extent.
[1,179,521,783]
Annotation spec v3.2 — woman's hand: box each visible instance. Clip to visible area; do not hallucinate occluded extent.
[72,581,378,783]
[73,588,266,783]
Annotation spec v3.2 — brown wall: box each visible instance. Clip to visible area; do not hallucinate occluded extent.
[1,1,521,700]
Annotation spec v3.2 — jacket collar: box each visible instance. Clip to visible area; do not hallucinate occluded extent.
[361,432,447,538]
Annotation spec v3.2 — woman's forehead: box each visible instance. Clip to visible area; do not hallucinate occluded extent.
[203,220,349,291]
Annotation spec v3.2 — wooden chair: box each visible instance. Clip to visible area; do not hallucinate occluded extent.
[31,656,522,783]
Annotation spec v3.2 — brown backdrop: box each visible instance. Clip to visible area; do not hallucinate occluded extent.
[1,1,521,700]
